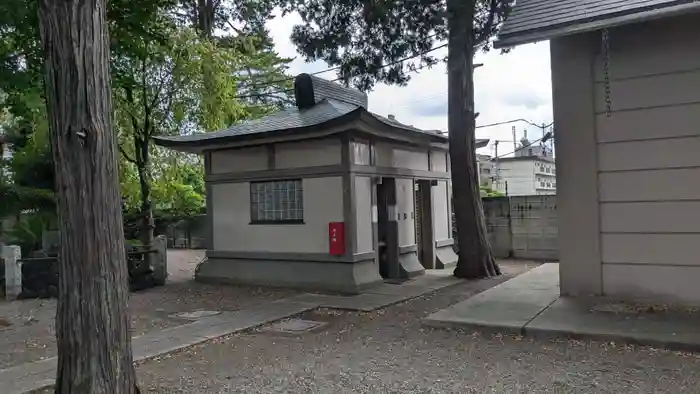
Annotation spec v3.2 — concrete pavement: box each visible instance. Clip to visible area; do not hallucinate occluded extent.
[424,263,700,352]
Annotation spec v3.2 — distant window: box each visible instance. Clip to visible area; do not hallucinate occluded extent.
[545,167,550,173]
[528,148,533,156]
[250,179,304,224]
[553,182,557,187]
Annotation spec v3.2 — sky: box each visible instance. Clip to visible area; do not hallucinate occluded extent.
[267,11,554,158]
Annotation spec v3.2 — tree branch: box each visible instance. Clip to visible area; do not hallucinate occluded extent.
[123,85,145,164]
[141,47,152,140]
[149,44,186,112]
[117,143,138,164]
[475,0,500,45]
[226,19,245,36]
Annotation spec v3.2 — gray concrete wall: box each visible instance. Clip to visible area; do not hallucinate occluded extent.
[200,254,382,294]
[551,32,602,297]
[482,196,558,261]
[210,177,344,253]
[592,14,700,305]
[549,14,700,305]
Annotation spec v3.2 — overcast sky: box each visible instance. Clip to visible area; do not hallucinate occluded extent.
[267,11,553,158]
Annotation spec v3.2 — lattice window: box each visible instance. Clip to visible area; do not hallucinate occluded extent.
[250,179,304,223]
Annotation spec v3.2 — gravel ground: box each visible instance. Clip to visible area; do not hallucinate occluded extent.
[0,249,301,369]
[132,261,700,394]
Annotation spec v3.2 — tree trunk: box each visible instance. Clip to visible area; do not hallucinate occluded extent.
[135,138,154,248]
[196,0,215,38]
[446,0,501,279]
[37,0,140,392]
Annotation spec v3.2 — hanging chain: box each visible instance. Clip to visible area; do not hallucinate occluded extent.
[602,28,612,118]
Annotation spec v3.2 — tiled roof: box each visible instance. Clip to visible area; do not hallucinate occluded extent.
[153,99,446,148]
[154,73,447,150]
[496,0,700,47]
[154,99,359,144]
[307,75,368,108]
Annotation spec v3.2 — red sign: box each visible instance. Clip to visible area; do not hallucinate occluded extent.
[328,222,345,256]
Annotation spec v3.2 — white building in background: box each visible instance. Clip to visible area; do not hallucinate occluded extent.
[493,138,556,196]
[477,154,494,189]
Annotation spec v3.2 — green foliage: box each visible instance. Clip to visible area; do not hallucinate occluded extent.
[0,0,294,225]
[112,26,249,138]
[0,97,55,220]
[120,148,205,217]
[277,0,514,91]
[6,213,51,255]
[480,185,503,197]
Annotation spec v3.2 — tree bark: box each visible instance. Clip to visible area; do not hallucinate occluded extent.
[37,0,140,392]
[446,0,501,279]
[196,0,215,38]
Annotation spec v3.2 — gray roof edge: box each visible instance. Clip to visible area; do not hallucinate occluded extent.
[475,139,490,149]
[153,107,447,149]
[357,111,448,141]
[495,1,700,48]
[494,155,555,163]
[152,107,363,148]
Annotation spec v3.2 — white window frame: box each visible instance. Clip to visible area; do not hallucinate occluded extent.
[250,179,304,224]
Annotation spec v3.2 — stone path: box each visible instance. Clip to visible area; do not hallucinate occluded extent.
[424,263,560,333]
[0,270,461,394]
[424,263,700,351]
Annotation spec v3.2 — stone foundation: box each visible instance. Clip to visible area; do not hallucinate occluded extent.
[435,244,458,269]
[398,250,425,278]
[197,251,384,294]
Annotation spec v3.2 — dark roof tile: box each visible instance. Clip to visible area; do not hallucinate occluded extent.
[155,99,359,144]
[496,0,700,47]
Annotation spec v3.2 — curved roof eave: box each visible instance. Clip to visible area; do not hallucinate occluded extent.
[153,107,447,154]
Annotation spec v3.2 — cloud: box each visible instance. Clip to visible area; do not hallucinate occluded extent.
[267,11,554,157]
[502,91,547,110]
[407,98,448,118]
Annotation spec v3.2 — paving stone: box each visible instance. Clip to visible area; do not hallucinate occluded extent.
[289,293,409,312]
[264,319,327,333]
[525,297,700,351]
[171,310,222,320]
[424,263,700,352]
[423,263,560,332]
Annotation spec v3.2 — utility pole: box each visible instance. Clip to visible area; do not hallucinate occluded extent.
[493,140,499,192]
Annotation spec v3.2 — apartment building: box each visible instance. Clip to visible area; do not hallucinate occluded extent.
[492,150,556,196]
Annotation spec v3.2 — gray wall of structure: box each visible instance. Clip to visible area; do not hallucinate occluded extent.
[481,195,558,261]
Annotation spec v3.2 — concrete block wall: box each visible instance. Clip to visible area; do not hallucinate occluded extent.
[481,195,559,261]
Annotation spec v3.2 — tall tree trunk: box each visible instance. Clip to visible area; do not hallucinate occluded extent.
[135,138,154,248]
[196,0,215,38]
[447,0,501,279]
[37,0,140,392]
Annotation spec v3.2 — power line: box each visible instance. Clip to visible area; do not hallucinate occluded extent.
[476,119,553,129]
[493,131,553,159]
[250,33,445,89]
[235,42,448,100]
[245,66,341,89]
